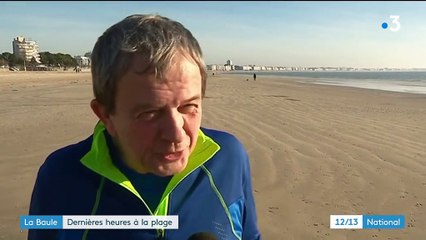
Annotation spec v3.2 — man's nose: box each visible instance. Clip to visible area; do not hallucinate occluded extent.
[161,109,185,143]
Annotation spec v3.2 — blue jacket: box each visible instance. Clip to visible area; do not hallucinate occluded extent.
[29,122,261,240]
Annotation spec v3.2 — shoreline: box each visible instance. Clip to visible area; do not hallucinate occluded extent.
[217,72,426,95]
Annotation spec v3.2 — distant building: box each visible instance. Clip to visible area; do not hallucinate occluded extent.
[206,64,232,71]
[12,36,41,63]
[253,66,261,71]
[206,64,217,71]
[224,59,235,70]
[74,56,90,67]
[234,65,244,70]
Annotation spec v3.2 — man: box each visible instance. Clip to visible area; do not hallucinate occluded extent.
[29,14,261,240]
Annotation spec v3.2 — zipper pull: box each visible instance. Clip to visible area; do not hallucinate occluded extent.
[156,229,165,240]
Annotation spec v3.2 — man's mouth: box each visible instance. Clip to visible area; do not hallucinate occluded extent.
[161,151,184,161]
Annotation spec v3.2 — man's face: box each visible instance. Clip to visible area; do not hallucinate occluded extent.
[103,54,202,176]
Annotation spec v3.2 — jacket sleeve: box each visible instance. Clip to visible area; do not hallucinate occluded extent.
[242,152,261,240]
[28,162,58,240]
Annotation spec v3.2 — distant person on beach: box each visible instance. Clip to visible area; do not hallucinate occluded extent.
[253,73,257,81]
[29,14,261,240]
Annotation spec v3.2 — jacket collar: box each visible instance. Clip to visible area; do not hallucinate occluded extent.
[80,121,221,200]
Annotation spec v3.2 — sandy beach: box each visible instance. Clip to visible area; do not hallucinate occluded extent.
[0,71,425,239]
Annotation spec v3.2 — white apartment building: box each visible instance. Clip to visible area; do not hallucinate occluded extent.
[206,64,217,71]
[74,56,90,67]
[12,36,41,63]
[206,64,232,71]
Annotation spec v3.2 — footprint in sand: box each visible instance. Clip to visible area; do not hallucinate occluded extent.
[268,206,279,214]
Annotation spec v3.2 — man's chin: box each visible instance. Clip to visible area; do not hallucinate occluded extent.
[154,158,188,176]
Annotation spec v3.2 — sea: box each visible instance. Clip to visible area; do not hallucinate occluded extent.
[227,71,426,95]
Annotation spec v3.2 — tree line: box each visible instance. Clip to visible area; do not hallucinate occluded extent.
[0,52,78,68]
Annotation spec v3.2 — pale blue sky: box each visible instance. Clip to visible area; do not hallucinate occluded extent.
[1,1,426,68]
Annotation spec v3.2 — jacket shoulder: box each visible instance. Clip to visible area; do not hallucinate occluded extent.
[201,127,246,154]
[200,127,249,178]
[40,135,93,176]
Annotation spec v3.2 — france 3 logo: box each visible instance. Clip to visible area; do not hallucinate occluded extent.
[381,15,400,32]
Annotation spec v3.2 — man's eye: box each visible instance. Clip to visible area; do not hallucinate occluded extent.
[136,110,158,120]
[180,104,198,113]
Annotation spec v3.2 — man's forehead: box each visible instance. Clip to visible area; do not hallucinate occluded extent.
[128,51,199,75]
[128,54,155,75]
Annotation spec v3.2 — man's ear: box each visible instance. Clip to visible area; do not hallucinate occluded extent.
[90,99,117,136]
